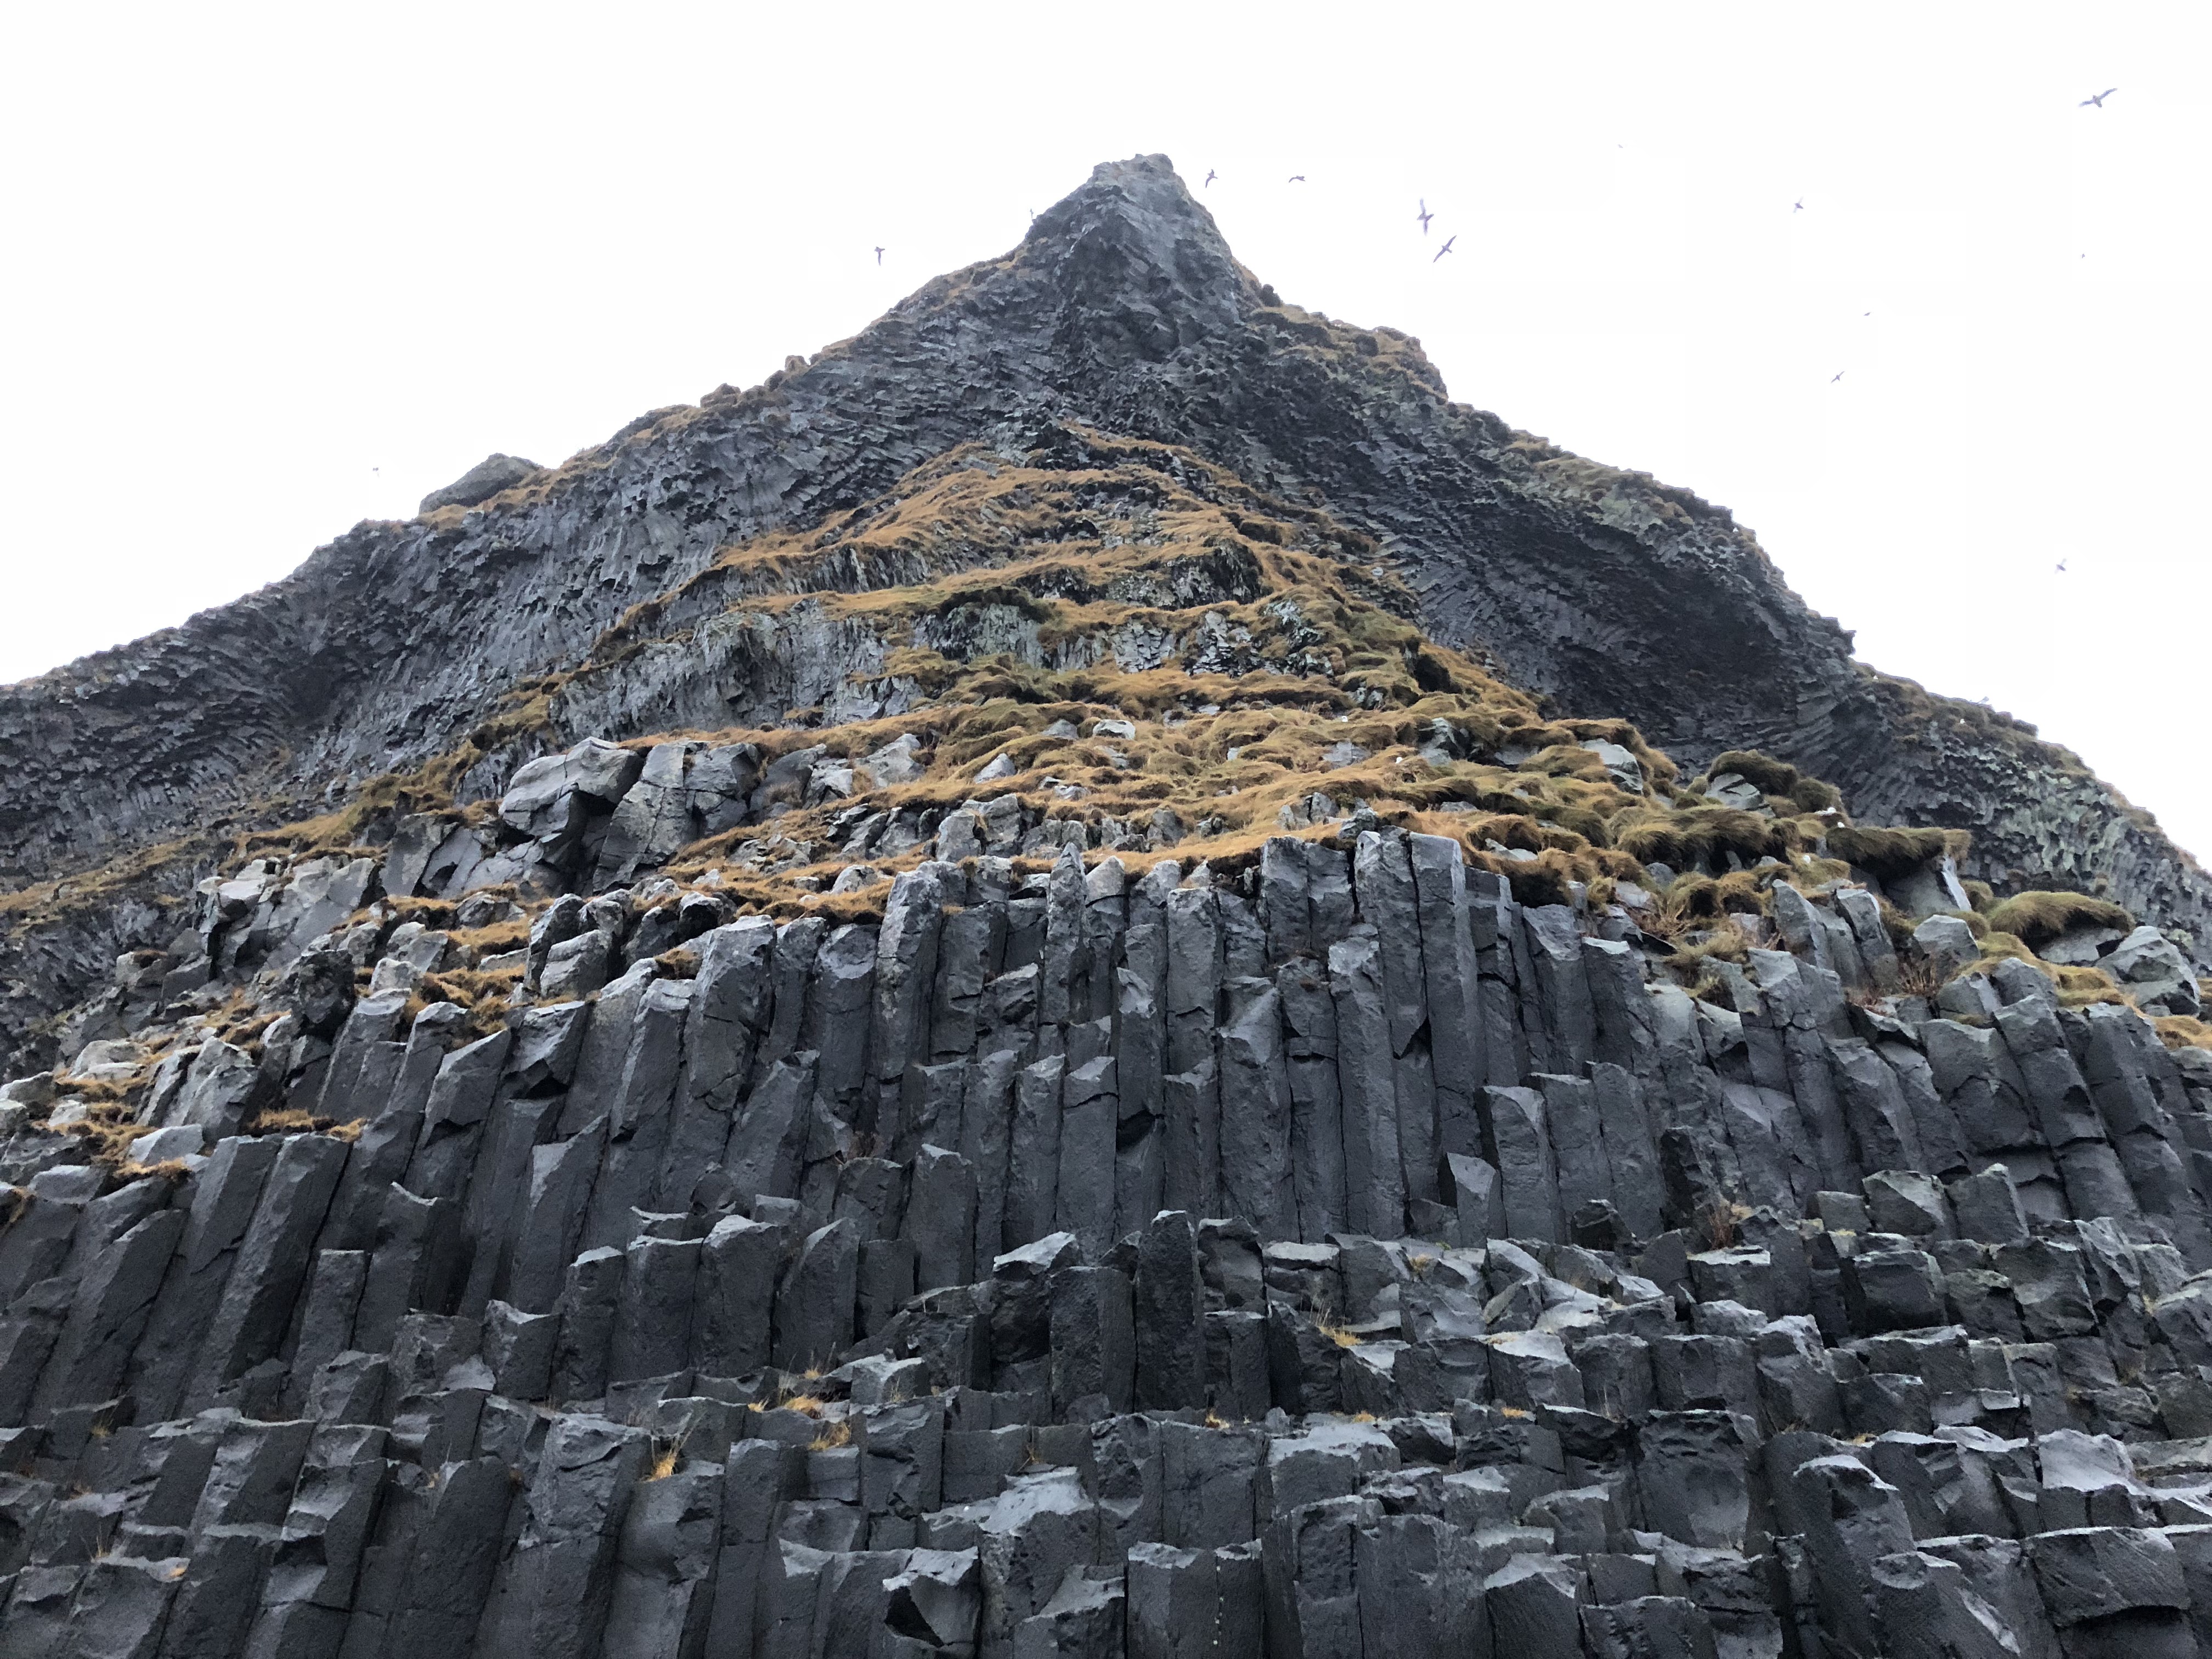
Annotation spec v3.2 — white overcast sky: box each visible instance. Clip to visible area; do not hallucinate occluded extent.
[2,3,2205,856]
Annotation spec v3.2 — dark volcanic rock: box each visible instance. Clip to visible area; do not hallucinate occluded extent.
[0,154,2208,1659]
[2,154,2202,1071]
[418,452,548,515]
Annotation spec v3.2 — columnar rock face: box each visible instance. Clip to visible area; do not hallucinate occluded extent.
[2,154,2211,1658]
[4,834,2212,1656]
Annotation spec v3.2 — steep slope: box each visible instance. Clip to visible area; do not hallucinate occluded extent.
[2,157,2200,985]
[0,467,2210,1652]
[7,159,2212,1654]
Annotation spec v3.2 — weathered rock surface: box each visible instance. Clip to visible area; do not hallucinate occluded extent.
[0,153,2208,1658]
[0,825,2207,1653]
[419,452,548,515]
[2,154,2203,1076]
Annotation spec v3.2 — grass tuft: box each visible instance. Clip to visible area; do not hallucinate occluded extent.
[1984,889,2133,948]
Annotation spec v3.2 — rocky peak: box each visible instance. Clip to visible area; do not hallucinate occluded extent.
[1013,153,1266,353]
[417,452,546,515]
[1,154,2205,1073]
[3,158,2212,1659]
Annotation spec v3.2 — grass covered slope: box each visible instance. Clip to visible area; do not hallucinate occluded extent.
[12,425,2187,1106]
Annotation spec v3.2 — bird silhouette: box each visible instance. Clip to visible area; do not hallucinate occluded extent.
[2057,560,2069,572]
[2080,88,2118,107]
[1287,174,1306,183]
[1205,169,1217,187]
[1433,235,1457,263]
[1793,199,1805,212]
[1831,371,1845,383]
[1417,199,1434,234]
[874,247,884,264]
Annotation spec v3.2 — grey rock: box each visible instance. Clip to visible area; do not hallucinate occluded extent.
[774,1218,859,1372]
[1263,1494,1377,1659]
[475,1414,650,1659]
[2102,927,2201,1015]
[419,452,544,514]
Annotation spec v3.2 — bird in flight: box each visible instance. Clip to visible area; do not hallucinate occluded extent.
[1830,371,1845,383]
[874,246,884,264]
[2080,88,2118,107]
[2056,560,2069,572]
[1288,174,1306,183]
[1417,199,1434,234]
[1433,235,1457,263]
[1793,199,1805,212]
[1205,169,1217,187]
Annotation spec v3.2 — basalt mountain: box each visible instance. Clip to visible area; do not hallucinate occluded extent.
[2,154,2205,1070]
[3,157,2212,1659]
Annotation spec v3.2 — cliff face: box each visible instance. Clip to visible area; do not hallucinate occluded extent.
[7,155,2212,1659]
[1,727,2211,1659]
[4,155,2196,937]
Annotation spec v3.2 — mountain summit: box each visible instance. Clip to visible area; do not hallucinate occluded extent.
[3,158,2199,950]
[0,158,2208,1658]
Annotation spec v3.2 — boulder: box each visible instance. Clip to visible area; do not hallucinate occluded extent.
[419,452,545,513]
[2101,927,2200,1015]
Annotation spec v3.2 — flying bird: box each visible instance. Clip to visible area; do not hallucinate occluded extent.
[874,246,884,264]
[1830,371,1844,383]
[1433,235,1457,262]
[1205,169,1217,187]
[1288,174,1306,183]
[1417,199,1434,234]
[2056,560,2068,572]
[2080,88,2117,107]
[1793,199,1805,212]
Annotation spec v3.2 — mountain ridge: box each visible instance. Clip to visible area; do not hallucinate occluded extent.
[1,153,2202,1076]
[5,156,2212,1659]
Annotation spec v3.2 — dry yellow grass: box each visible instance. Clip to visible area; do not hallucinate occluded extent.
[245,1109,318,1134]
[414,968,522,1036]
[1984,889,2134,947]
[0,834,204,926]
[80,424,2023,1056]
[2157,1016,2212,1053]
[114,1158,194,1183]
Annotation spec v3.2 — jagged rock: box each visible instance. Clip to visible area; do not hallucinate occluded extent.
[2102,927,2202,1015]
[500,737,645,855]
[1913,914,1980,980]
[419,452,545,514]
[0,150,2208,1659]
